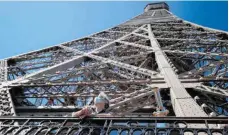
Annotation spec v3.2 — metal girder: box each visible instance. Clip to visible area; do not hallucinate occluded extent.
[0,56,86,87]
[107,87,155,114]
[164,50,227,58]
[0,60,7,82]
[147,24,207,117]
[0,88,16,116]
[156,37,227,43]
[194,85,228,97]
[88,25,146,54]
[15,105,157,114]
[0,61,16,116]
[16,112,155,117]
[6,48,79,80]
[179,60,227,77]
[7,78,222,88]
[8,79,162,86]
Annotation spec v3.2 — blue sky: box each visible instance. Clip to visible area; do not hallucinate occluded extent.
[0,1,227,59]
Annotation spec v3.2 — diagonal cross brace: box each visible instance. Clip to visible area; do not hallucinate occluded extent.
[59,45,160,78]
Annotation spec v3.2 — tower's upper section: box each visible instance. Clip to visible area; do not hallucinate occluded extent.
[144,2,169,12]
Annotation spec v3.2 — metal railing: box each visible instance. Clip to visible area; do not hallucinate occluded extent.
[0,117,227,135]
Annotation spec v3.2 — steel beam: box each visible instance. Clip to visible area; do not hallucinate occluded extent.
[147,24,207,117]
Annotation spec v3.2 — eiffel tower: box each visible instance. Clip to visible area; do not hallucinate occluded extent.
[0,2,227,135]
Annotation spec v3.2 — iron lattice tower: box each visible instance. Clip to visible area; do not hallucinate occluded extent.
[0,2,228,135]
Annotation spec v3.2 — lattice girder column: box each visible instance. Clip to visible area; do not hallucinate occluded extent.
[147,23,207,117]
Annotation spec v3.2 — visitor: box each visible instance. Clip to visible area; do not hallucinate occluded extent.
[72,92,112,118]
